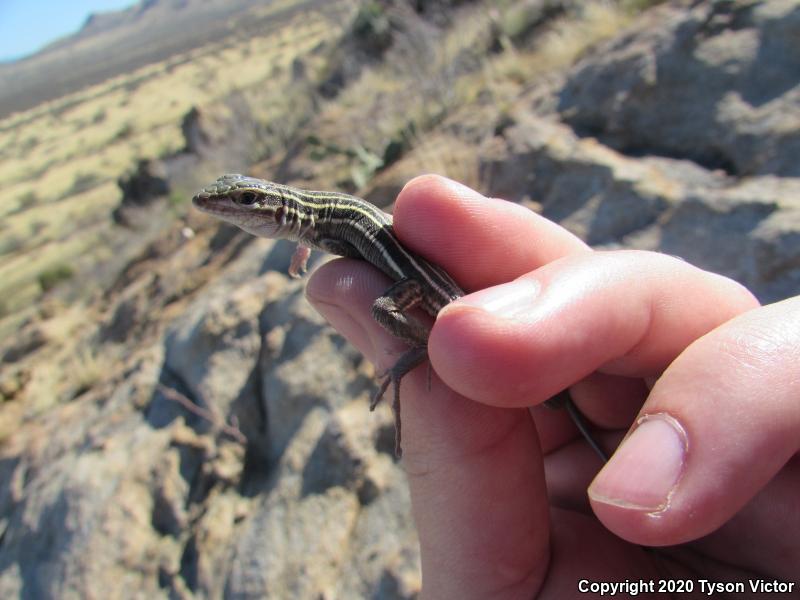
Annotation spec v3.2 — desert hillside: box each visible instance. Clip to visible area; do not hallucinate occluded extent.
[0,0,798,597]
[0,0,341,119]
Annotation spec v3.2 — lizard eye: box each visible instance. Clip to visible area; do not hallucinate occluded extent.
[237,191,258,205]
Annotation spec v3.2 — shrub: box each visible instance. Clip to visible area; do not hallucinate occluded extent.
[38,264,75,292]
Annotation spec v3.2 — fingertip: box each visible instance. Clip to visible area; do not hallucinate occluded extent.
[429,302,508,403]
[395,175,589,292]
[397,173,475,207]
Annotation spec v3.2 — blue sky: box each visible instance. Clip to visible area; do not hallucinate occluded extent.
[0,1,136,62]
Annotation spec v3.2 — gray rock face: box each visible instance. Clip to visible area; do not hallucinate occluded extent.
[0,239,420,599]
[644,176,800,303]
[482,116,672,245]
[158,273,279,455]
[482,115,800,304]
[558,1,800,177]
[0,348,184,599]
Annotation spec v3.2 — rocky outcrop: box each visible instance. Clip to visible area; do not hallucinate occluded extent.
[481,115,800,303]
[113,159,171,225]
[557,1,800,177]
[180,99,259,162]
[0,236,420,598]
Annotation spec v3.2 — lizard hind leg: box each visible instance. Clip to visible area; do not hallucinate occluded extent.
[370,345,428,457]
[369,278,431,456]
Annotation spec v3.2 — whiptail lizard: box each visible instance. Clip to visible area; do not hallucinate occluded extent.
[193,174,607,460]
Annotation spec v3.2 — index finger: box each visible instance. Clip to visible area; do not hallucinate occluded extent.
[393,175,589,292]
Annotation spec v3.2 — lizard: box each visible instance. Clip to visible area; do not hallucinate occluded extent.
[193,174,607,460]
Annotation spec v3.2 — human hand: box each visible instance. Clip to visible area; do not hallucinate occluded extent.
[306,175,799,599]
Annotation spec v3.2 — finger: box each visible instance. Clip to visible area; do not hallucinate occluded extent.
[589,296,800,547]
[429,250,758,407]
[393,174,589,292]
[307,259,551,598]
[570,372,649,429]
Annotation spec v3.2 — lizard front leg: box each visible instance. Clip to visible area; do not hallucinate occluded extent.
[370,278,431,456]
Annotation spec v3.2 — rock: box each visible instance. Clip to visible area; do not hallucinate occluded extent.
[1,325,48,364]
[183,487,246,598]
[0,352,178,599]
[181,106,217,157]
[482,115,671,245]
[150,446,190,536]
[100,279,150,343]
[557,1,800,177]
[0,369,30,402]
[482,114,800,303]
[627,176,800,303]
[301,400,395,503]
[258,281,368,458]
[226,485,361,598]
[180,97,260,166]
[332,473,421,599]
[113,159,170,224]
[224,400,417,599]
[157,272,282,456]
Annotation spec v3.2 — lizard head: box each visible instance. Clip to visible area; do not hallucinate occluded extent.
[192,174,291,238]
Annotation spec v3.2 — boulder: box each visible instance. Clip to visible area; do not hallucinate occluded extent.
[558,1,800,177]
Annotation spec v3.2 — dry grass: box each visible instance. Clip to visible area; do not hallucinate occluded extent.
[299,0,636,196]
[0,7,341,328]
[407,133,483,193]
[0,17,332,210]
[0,301,110,416]
[68,345,119,400]
[483,2,631,91]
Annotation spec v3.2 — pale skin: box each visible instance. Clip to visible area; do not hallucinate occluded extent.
[305,175,800,599]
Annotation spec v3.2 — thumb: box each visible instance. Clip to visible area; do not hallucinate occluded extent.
[588,297,800,549]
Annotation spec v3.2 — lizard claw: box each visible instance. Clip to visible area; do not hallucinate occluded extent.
[370,372,393,411]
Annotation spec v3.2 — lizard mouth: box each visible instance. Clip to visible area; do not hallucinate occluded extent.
[192,192,233,216]
[191,192,208,205]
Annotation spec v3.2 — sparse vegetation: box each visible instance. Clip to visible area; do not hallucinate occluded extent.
[38,263,75,292]
[619,0,669,14]
[113,121,134,141]
[9,190,42,216]
[167,191,191,215]
[0,235,25,257]
[66,172,102,197]
[352,1,393,54]
[68,347,109,399]
[19,135,39,154]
